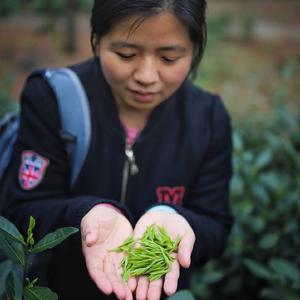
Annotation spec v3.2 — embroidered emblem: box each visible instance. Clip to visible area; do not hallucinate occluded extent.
[156,186,185,205]
[19,151,49,190]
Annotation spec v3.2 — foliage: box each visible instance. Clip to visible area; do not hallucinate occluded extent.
[191,63,300,299]
[0,0,20,17]
[0,0,93,16]
[0,77,19,118]
[0,216,78,300]
[112,224,180,282]
[30,0,93,15]
[167,290,195,300]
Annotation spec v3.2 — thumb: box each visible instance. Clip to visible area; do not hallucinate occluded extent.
[85,230,98,246]
[177,232,195,268]
[82,222,99,247]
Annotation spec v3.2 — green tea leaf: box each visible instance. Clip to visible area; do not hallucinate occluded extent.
[0,260,13,297]
[255,150,272,169]
[201,270,224,284]
[261,287,300,300]
[6,270,23,300]
[27,216,36,247]
[260,288,281,300]
[24,286,58,300]
[233,131,244,152]
[166,289,196,300]
[0,235,25,266]
[258,233,279,249]
[113,224,180,282]
[0,216,24,245]
[244,259,274,280]
[110,236,134,253]
[269,258,300,285]
[28,216,36,233]
[30,227,79,254]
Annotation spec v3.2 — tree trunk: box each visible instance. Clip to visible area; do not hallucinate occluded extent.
[64,0,77,53]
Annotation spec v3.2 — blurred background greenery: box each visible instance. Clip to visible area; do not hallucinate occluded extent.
[0,0,300,299]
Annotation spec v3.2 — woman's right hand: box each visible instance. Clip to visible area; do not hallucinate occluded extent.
[81,204,134,300]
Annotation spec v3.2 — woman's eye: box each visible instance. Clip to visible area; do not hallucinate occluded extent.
[116,52,136,59]
[162,56,178,63]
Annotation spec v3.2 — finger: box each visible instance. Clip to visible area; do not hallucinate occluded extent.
[82,222,99,247]
[163,259,180,296]
[133,225,147,240]
[104,255,126,300]
[147,278,163,300]
[177,233,195,268]
[124,285,134,300]
[136,276,149,300]
[85,255,112,295]
[128,277,137,292]
[85,231,98,246]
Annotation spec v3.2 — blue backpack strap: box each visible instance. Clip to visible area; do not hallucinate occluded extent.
[43,68,91,188]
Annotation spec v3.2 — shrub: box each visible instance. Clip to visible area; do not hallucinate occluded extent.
[191,64,300,300]
[0,216,78,300]
[0,76,19,118]
[0,0,20,17]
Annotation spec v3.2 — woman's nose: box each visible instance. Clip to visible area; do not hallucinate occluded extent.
[133,58,159,86]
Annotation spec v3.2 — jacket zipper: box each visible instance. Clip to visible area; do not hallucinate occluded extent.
[120,139,139,205]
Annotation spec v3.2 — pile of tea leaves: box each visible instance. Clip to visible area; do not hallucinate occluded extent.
[112,224,181,282]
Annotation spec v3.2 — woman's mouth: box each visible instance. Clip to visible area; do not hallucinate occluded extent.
[130,90,156,103]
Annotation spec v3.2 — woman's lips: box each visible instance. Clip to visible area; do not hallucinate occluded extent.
[130,90,157,103]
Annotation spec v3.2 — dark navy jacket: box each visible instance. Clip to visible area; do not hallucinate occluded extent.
[3,58,233,299]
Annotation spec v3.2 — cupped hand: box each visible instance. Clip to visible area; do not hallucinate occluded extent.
[132,211,195,300]
[81,204,134,300]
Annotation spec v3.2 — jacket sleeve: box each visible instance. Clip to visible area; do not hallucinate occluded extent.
[3,74,132,241]
[174,95,233,266]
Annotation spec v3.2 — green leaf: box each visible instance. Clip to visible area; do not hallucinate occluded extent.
[24,286,58,300]
[6,270,23,300]
[166,289,196,300]
[255,150,272,169]
[28,216,36,233]
[201,271,224,284]
[0,235,25,266]
[258,233,279,249]
[0,216,24,245]
[244,259,274,280]
[0,260,13,297]
[260,288,281,300]
[269,258,300,285]
[261,287,300,300]
[27,216,36,247]
[233,131,243,152]
[30,227,79,254]
[231,175,244,195]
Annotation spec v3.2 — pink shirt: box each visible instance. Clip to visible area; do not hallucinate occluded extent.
[123,125,141,145]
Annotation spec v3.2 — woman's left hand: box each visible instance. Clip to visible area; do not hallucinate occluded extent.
[131,210,195,300]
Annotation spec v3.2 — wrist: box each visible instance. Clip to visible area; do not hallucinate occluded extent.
[147,205,177,214]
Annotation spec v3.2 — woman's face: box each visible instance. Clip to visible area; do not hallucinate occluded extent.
[98,12,194,118]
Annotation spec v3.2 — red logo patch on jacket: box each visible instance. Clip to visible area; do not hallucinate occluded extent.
[156,186,185,205]
[19,151,49,190]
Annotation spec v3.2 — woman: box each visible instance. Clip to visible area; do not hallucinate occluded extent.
[3,0,233,299]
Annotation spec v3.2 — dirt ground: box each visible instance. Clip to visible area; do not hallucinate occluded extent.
[0,0,299,118]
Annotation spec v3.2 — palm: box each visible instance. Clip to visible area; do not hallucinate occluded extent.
[81,205,133,300]
[134,211,192,244]
[133,211,195,300]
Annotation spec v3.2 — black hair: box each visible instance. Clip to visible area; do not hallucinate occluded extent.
[90,0,207,77]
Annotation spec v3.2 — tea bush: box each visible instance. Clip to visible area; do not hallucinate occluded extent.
[191,66,300,299]
[0,76,18,118]
[0,216,78,300]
